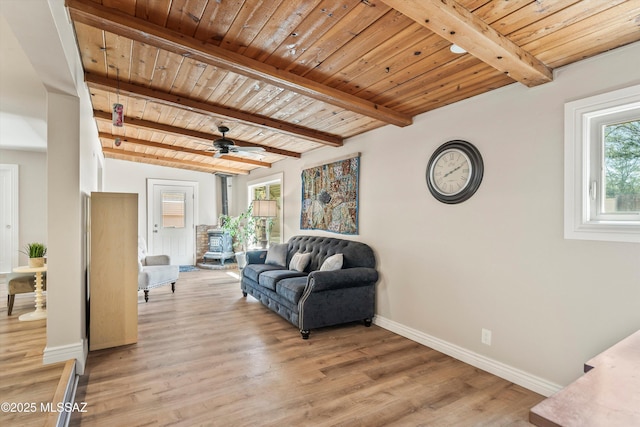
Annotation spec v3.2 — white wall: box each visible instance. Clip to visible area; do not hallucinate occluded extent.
[103,158,218,239]
[0,149,47,265]
[238,41,640,390]
[2,0,215,372]
[4,0,638,392]
[0,14,47,151]
[2,0,104,373]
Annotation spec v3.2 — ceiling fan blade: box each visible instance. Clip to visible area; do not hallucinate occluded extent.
[210,126,265,158]
[231,149,265,159]
[236,146,266,152]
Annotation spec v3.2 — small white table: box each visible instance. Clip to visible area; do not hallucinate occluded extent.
[13,265,47,321]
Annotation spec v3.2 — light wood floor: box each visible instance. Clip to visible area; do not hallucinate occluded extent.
[0,271,544,426]
[68,269,543,426]
[0,285,66,427]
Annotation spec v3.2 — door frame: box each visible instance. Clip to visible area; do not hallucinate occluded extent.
[146,179,198,264]
[0,164,19,273]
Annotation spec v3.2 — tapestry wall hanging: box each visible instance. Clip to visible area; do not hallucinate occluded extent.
[300,154,359,235]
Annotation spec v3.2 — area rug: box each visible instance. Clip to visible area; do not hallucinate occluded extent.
[179,265,199,272]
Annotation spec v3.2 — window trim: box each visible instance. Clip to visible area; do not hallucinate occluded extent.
[564,84,640,243]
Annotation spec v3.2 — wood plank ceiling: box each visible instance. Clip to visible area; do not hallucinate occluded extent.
[67,0,640,175]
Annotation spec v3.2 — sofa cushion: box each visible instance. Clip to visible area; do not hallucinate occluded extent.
[243,263,282,283]
[265,243,287,267]
[145,254,171,266]
[8,272,47,294]
[289,252,311,272]
[320,253,343,271]
[138,264,179,290]
[259,270,307,291]
[276,276,308,304]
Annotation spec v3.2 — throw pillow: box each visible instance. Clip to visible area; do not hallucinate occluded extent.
[289,252,311,272]
[265,243,287,267]
[320,253,343,271]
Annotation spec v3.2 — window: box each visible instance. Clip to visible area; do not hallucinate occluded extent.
[161,192,185,228]
[565,84,640,242]
[248,173,283,245]
[599,118,640,219]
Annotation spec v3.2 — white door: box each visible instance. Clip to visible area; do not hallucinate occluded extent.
[0,165,18,273]
[148,180,197,266]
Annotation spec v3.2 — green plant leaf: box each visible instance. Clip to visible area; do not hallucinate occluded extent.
[20,242,47,258]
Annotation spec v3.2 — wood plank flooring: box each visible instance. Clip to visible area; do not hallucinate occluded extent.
[69,269,543,426]
[0,287,66,427]
[0,270,545,426]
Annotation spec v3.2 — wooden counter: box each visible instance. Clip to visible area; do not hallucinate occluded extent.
[530,329,640,427]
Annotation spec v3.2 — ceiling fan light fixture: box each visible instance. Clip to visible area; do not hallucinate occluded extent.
[210,126,267,159]
[450,44,467,54]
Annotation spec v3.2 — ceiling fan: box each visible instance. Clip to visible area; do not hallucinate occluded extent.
[208,126,266,158]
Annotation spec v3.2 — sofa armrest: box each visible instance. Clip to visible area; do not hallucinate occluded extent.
[308,267,378,292]
[246,250,268,265]
[144,255,171,266]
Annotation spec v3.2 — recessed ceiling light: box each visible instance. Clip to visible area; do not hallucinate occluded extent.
[450,44,467,54]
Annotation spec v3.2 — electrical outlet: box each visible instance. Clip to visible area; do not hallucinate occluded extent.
[481,328,492,346]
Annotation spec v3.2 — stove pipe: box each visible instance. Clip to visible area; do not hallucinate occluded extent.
[219,174,229,216]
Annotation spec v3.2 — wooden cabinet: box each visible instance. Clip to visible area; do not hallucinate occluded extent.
[89,192,138,351]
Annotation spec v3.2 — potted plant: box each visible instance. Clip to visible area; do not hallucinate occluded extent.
[219,205,257,269]
[21,242,47,268]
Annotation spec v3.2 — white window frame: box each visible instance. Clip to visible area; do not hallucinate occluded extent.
[564,84,640,243]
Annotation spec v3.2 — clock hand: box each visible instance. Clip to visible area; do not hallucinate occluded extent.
[443,163,464,178]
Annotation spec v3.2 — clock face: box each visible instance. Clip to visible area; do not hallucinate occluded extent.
[426,140,484,204]
[430,149,472,196]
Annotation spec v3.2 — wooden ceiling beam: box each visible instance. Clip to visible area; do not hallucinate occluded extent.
[98,132,271,168]
[93,110,301,159]
[102,147,249,175]
[66,0,413,127]
[86,73,342,147]
[379,0,553,87]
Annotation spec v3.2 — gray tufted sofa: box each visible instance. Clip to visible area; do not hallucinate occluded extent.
[241,235,378,339]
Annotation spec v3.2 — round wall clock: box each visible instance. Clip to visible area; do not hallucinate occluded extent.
[426,140,484,204]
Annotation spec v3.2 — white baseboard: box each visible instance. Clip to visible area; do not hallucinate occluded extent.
[43,339,88,375]
[373,315,561,397]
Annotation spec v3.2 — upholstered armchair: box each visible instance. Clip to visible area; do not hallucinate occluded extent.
[138,237,179,302]
[6,272,47,315]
